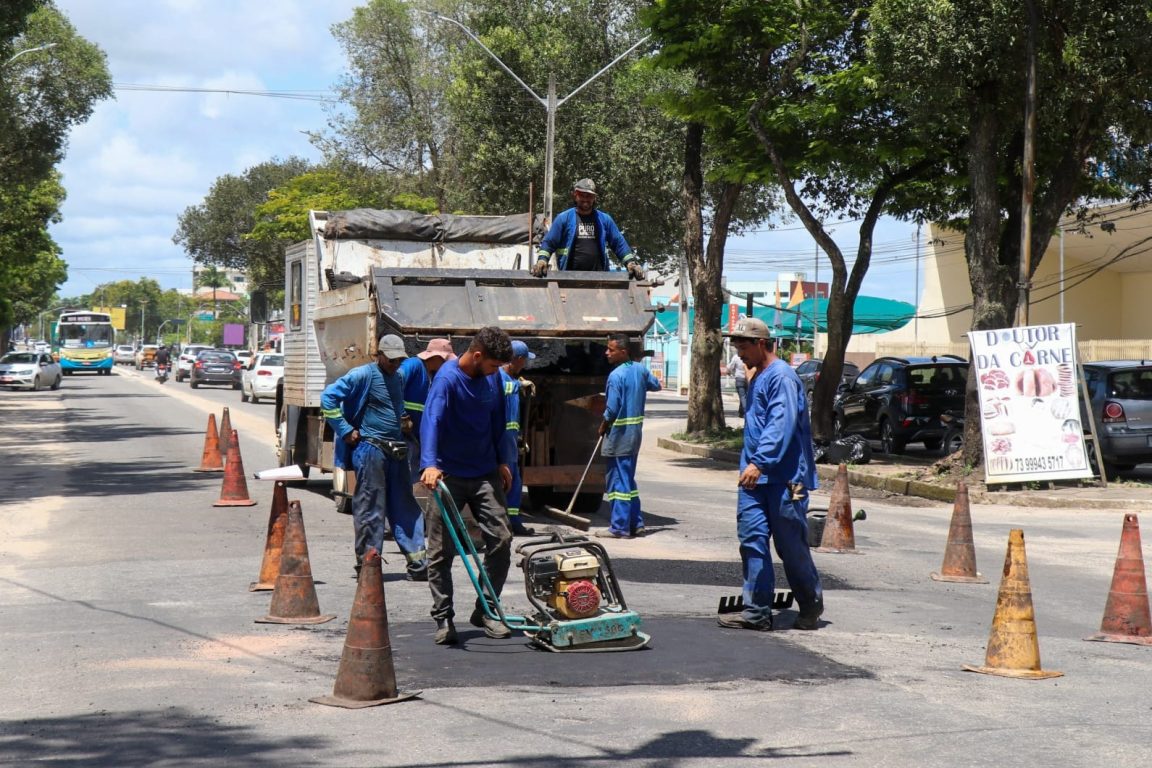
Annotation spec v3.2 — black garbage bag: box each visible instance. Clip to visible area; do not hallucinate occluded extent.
[817,435,872,465]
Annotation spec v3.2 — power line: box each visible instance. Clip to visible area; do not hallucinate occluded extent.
[114,83,336,103]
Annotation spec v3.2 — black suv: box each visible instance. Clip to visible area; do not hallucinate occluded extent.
[833,355,968,454]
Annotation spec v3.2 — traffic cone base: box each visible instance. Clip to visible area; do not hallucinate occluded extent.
[964,529,1062,680]
[931,571,988,584]
[257,500,334,624]
[193,413,224,473]
[215,429,257,507]
[250,481,289,592]
[815,463,862,554]
[311,549,418,708]
[1084,513,1152,646]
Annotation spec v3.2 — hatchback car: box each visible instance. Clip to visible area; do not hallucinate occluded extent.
[134,344,158,369]
[240,352,284,403]
[796,358,861,410]
[113,345,136,365]
[1081,360,1152,477]
[0,352,63,391]
[175,344,214,382]
[190,349,242,389]
[833,355,969,454]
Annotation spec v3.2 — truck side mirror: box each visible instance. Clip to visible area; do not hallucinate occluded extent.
[250,290,268,324]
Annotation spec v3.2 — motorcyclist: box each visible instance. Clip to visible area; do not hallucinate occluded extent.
[154,345,171,378]
[530,178,645,280]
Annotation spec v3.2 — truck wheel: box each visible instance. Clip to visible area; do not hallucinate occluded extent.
[527,485,555,510]
[572,492,604,515]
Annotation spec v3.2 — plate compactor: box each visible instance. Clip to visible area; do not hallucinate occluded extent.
[434,481,650,652]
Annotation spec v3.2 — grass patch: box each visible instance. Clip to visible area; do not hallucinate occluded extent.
[672,427,744,452]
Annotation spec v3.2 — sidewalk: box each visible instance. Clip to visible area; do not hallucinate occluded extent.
[647,390,1152,511]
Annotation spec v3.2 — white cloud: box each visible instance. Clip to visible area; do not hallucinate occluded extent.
[50,0,362,298]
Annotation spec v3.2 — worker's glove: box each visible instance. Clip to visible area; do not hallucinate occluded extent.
[518,377,536,397]
[625,261,645,280]
[400,415,413,436]
[517,437,529,457]
[598,420,611,437]
[530,259,550,278]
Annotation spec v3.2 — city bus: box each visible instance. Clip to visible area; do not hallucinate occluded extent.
[54,310,116,375]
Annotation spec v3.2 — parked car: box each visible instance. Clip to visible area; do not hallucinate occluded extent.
[0,352,62,391]
[113,345,136,365]
[833,355,969,454]
[240,352,284,404]
[134,344,158,369]
[189,349,242,389]
[796,358,861,410]
[175,344,214,382]
[1081,360,1152,477]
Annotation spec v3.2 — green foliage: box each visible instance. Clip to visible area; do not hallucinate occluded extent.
[248,169,394,246]
[0,173,66,328]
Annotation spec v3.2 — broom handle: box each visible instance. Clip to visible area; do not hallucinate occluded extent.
[565,434,604,515]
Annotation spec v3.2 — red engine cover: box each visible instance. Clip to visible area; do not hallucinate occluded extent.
[563,579,601,618]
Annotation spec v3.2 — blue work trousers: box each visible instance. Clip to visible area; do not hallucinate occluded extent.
[507,460,523,518]
[736,483,822,624]
[605,454,643,535]
[351,441,427,567]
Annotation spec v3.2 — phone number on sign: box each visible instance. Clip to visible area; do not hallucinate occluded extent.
[1013,456,1065,473]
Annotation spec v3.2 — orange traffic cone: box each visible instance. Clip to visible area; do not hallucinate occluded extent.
[815,464,862,554]
[193,413,224,472]
[219,407,233,464]
[257,500,335,625]
[964,529,1063,679]
[214,429,258,507]
[249,481,289,592]
[310,548,420,708]
[1085,513,1152,646]
[931,480,987,583]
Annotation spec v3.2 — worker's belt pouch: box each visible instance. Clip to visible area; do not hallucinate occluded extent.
[364,437,409,460]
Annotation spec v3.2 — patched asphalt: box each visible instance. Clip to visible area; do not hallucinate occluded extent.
[610,558,855,591]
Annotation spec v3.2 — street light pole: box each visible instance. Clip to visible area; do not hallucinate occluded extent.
[3,42,57,67]
[422,11,649,221]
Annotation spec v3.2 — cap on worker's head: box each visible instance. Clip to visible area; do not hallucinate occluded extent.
[417,337,456,361]
[573,178,597,196]
[725,316,772,340]
[376,334,408,359]
[510,340,536,360]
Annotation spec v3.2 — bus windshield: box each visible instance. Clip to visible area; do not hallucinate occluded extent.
[56,312,115,348]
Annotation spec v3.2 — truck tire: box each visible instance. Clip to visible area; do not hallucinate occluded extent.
[527,485,554,510]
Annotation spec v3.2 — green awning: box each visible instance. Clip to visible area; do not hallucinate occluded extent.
[650,296,916,339]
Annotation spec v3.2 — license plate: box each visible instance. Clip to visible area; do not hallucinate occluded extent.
[0,377,12,383]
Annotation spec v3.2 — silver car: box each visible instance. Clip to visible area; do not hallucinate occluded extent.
[1082,360,1152,477]
[240,352,284,404]
[0,352,63,391]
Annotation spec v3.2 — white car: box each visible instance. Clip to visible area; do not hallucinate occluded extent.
[0,352,62,390]
[240,352,284,403]
[175,344,214,382]
[113,344,136,365]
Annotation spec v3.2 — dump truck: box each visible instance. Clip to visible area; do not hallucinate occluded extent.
[271,209,656,514]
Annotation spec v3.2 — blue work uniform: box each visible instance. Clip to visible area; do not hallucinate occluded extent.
[499,368,526,522]
[536,207,635,271]
[321,362,427,571]
[737,357,822,625]
[399,356,431,476]
[420,359,518,621]
[601,360,662,536]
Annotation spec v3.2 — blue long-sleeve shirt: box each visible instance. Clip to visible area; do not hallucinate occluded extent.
[602,360,662,457]
[420,359,516,478]
[742,358,818,488]
[320,362,404,471]
[398,356,430,433]
[536,207,635,271]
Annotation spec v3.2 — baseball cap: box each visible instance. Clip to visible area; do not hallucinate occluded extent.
[376,334,408,359]
[417,337,456,361]
[724,317,772,340]
[573,178,597,195]
[511,340,536,360]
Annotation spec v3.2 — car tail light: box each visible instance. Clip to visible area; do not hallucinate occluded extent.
[194,361,203,369]
[897,391,927,410]
[233,362,242,370]
[1103,401,1126,423]
[257,369,271,376]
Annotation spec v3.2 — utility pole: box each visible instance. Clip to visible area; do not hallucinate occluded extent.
[1016,0,1038,328]
[423,12,648,222]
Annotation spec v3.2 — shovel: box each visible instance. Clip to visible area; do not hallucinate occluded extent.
[536,434,603,531]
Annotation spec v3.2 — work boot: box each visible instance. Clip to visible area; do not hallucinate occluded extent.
[510,521,536,537]
[593,528,632,539]
[793,597,825,630]
[471,606,512,639]
[434,619,458,645]
[717,613,773,631]
[406,564,429,582]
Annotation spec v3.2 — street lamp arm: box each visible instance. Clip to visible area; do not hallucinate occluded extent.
[3,42,58,67]
[421,12,546,107]
[557,34,651,108]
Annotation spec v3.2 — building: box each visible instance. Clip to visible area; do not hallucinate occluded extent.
[190,265,248,296]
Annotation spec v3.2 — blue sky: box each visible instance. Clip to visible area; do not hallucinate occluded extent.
[50,0,923,308]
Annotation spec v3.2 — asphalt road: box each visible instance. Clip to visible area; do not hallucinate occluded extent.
[2,374,1150,766]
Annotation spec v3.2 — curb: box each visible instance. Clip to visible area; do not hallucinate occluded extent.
[657,436,1148,510]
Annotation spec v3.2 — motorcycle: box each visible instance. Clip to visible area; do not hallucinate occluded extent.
[155,362,169,384]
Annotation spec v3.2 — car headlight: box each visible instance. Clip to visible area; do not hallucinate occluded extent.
[17,368,34,375]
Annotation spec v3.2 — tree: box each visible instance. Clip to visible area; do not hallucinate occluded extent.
[869,0,1152,466]
[647,0,940,442]
[172,157,313,287]
[195,266,231,321]
[0,173,66,330]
